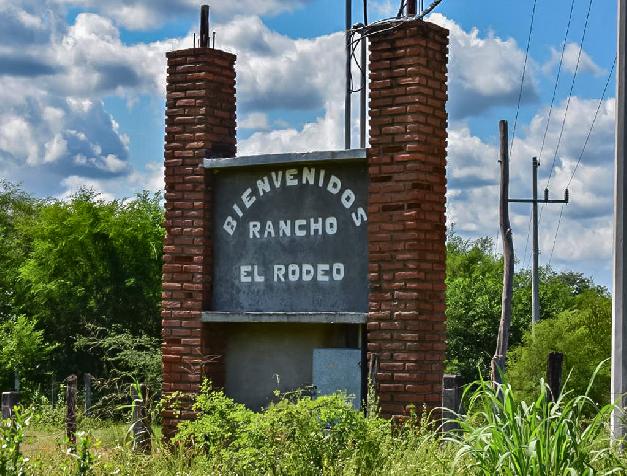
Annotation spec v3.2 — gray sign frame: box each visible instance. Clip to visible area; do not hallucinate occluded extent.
[209,151,368,313]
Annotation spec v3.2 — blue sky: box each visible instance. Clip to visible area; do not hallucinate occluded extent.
[0,0,620,287]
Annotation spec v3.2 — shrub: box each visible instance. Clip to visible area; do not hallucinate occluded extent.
[174,381,396,475]
[448,371,623,475]
[507,291,611,406]
[0,406,30,475]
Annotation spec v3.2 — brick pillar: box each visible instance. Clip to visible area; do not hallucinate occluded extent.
[161,47,236,437]
[367,21,449,417]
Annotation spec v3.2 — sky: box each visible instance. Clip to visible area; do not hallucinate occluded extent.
[0,0,620,287]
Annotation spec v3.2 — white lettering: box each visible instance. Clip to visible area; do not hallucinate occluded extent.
[285,168,298,186]
[325,217,337,235]
[279,220,291,237]
[264,221,275,238]
[327,175,341,194]
[302,167,315,185]
[295,219,307,237]
[249,221,260,238]
[341,189,355,208]
[253,265,265,282]
[240,265,252,283]
[257,176,271,196]
[233,203,243,218]
[223,216,237,235]
[310,217,323,235]
[271,170,283,188]
[317,264,330,281]
[242,188,256,208]
[318,168,326,187]
[332,263,345,280]
[352,207,368,226]
[274,265,285,282]
[288,264,299,281]
[302,264,315,281]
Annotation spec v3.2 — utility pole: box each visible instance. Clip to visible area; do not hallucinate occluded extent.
[345,0,352,149]
[612,0,626,442]
[492,120,514,385]
[509,158,568,325]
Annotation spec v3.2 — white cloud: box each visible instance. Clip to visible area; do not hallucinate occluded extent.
[430,13,539,119]
[544,42,603,77]
[52,0,311,30]
[239,112,270,130]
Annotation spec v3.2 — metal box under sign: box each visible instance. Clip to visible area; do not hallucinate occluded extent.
[312,348,362,408]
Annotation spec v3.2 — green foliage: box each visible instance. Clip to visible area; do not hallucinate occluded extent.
[0,315,56,389]
[69,432,96,476]
[0,184,164,395]
[446,232,610,384]
[508,291,612,405]
[174,381,398,475]
[74,325,161,418]
[448,371,622,475]
[0,181,39,321]
[0,406,30,476]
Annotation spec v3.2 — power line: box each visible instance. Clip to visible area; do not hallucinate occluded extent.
[567,57,617,188]
[535,0,593,269]
[547,57,616,267]
[544,0,594,191]
[350,0,444,43]
[509,0,538,159]
[521,0,576,270]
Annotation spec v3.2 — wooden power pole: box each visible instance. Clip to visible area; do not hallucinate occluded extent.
[612,0,627,441]
[509,159,568,325]
[492,120,514,384]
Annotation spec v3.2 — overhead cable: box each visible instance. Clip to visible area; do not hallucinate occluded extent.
[547,56,616,267]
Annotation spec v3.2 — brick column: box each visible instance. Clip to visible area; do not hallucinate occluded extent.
[161,47,236,437]
[367,21,449,417]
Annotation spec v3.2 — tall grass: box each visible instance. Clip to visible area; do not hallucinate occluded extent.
[448,367,624,475]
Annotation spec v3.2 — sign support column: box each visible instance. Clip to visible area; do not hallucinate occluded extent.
[612,0,627,441]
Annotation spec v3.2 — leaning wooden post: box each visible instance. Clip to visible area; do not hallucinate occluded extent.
[491,120,514,385]
[65,374,77,446]
[546,352,564,402]
[131,384,151,453]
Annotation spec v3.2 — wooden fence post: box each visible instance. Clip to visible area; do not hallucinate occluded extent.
[442,374,463,432]
[66,374,77,445]
[547,352,564,402]
[83,373,92,416]
[1,392,20,419]
[131,384,151,453]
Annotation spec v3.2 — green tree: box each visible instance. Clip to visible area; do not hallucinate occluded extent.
[0,315,56,389]
[0,181,39,320]
[507,290,611,405]
[15,189,164,379]
[445,232,607,384]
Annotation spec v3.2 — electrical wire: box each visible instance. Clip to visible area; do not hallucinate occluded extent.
[544,0,594,191]
[521,0,576,270]
[349,0,444,44]
[546,56,616,267]
[509,0,538,160]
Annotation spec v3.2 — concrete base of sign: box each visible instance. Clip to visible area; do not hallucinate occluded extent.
[221,323,361,410]
[202,311,367,324]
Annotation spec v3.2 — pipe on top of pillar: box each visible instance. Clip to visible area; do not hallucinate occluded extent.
[407,0,417,16]
[200,5,210,48]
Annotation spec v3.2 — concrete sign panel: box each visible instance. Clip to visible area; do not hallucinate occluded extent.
[212,162,368,312]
